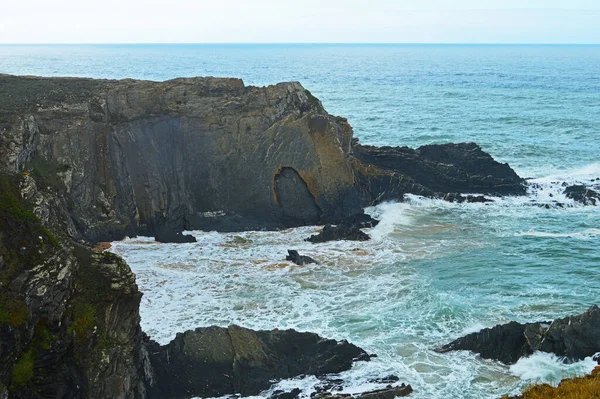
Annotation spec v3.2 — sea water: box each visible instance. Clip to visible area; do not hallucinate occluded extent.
[2,44,599,398]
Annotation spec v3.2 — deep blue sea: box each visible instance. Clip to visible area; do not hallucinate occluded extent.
[2,44,599,398]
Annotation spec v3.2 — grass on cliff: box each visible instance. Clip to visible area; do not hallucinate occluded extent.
[503,369,600,399]
[0,172,58,290]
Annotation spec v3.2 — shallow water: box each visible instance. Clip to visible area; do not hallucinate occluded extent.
[3,44,599,398]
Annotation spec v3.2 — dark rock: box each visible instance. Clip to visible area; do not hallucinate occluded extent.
[286,250,319,265]
[436,305,600,364]
[564,185,599,206]
[146,325,370,398]
[306,224,371,243]
[352,142,525,206]
[154,228,197,243]
[271,388,302,399]
[443,193,493,204]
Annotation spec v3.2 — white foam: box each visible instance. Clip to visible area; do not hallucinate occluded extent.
[510,352,596,384]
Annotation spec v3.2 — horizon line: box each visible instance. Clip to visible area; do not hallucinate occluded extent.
[1,42,600,46]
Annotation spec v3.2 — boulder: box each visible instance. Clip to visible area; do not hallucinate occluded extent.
[306,224,371,243]
[436,305,600,364]
[286,250,319,265]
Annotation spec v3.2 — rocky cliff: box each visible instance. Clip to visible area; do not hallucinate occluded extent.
[0,74,525,243]
[0,75,364,242]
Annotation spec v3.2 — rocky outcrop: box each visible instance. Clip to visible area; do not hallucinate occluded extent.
[1,75,524,243]
[286,249,319,265]
[436,305,600,364]
[145,325,370,398]
[0,75,363,242]
[352,142,525,206]
[306,224,371,243]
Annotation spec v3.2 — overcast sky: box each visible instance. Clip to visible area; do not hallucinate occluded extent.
[1,0,599,44]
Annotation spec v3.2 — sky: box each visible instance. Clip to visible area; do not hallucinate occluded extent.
[1,0,599,44]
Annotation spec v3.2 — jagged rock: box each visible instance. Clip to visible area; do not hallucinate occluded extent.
[564,185,599,206]
[352,142,525,205]
[286,250,319,265]
[436,305,600,364]
[306,224,371,243]
[145,325,370,398]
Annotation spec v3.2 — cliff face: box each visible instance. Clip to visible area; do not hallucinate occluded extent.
[0,173,144,399]
[0,74,525,243]
[0,75,361,242]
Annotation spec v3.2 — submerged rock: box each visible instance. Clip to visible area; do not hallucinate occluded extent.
[145,325,370,398]
[436,305,600,364]
[306,224,371,243]
[286,249,319,265]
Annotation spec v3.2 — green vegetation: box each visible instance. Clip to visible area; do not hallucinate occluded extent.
[68,301,97,344]
[10,350,34,388]
[0,189,36,222]
[41,226,59,248]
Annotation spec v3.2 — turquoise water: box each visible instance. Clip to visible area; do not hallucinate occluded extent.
[2,45,599,398]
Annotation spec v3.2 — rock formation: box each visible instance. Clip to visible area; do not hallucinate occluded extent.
[436,305,600,364]
[0,74,525,243]
[145,325,369,398]
[285,249,319,265]
[352,142,525,206]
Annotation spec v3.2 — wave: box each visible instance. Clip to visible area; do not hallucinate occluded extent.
[510,352,596,384]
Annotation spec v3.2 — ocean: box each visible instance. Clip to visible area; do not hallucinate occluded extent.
[2,44,599,398]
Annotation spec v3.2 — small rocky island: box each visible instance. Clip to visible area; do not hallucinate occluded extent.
[0,74,596,399]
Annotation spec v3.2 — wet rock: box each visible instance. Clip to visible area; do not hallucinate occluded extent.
[286,249,319,265]
[306,224,371,243]
[442,193,493,204]
[352,142,525,206]
[271,388,302,399]
[436,305,600,364]
[146,325,370,398]
[564,185,599,206]
[154,229,197,243]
